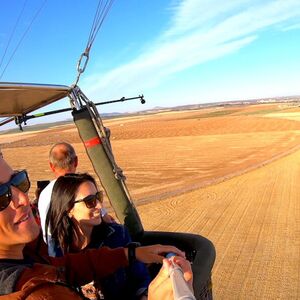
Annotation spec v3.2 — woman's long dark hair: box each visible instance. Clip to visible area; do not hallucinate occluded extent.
[45,173,97,254]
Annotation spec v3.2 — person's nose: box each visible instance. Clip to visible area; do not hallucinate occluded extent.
[10,186,30,209]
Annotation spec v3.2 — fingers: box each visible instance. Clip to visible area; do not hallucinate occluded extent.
[155,245,186,258]
[148,260,173,300]
[170,256,194,289]
[135,244,185,264]
[162,257,194,294]
[162,258,172,272]
[172,256,192,272]
[166,256,192,279]
[161,259,171,276]
[150,245,186,264]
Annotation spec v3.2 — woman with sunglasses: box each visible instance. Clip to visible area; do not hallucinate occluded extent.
[0,156,192,299]
[45,173,151,300]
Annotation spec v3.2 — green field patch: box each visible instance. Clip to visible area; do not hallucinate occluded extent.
[197,109,238,119]
[236,108,281,116]
[177,109,238,120]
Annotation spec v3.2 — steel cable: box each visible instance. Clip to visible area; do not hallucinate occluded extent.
[0,0,28,72]
[0,0,47,80]
[74,0,115,86]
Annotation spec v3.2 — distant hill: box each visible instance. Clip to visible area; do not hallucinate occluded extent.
[0,120,73,134]
[150,95,300,112]
[1,95,300,134]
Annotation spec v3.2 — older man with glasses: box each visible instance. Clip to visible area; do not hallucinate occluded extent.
[0,155,194,299]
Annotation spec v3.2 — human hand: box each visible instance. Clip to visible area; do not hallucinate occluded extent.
[148,259,173,300]
[148,257,194,300]
[135,244,185,264]
[167,256,194,291]
[102,213,116,223]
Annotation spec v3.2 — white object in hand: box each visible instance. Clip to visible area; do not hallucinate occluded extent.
[167,253,196,300]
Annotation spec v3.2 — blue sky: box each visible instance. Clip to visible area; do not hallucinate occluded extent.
[1,0,300,127]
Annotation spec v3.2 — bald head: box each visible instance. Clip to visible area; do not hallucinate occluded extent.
[49,142,78,177]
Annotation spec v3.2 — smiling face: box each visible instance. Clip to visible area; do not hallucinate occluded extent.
[69,181,102,230]
[0,157,40,258]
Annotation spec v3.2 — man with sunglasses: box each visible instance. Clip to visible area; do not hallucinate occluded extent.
[38,142,114,245]
[0,155,193,298]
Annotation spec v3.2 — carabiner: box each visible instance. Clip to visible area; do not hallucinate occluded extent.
[77,51,90,74]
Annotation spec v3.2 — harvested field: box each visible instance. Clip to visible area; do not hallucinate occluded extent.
[1,103,300,299]
[139,148,300,299]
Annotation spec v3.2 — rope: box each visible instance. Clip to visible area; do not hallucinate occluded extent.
[0,0,47,80]
[0,0,28,72]
[86,100,126,181]
[87,101,134,203]
[86,0,115,52]
[73,0,115,86]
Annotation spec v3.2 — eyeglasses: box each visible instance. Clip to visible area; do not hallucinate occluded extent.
[73,191,103,209]
[0,170,30,212]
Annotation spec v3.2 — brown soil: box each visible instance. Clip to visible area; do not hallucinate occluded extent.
[139,149,300,299]
[1,103,300,299]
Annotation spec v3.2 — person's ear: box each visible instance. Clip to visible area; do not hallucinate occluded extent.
[74,156,78,168]
[49,162,55,172]
[68,208,74,218]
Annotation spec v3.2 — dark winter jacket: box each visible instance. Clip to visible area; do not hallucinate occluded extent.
[50,222,150,300]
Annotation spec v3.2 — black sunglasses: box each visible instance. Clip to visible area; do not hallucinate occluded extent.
[73,191,103,209]
[0,170,31,212]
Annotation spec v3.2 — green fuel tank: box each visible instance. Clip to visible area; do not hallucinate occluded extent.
[72,107,144,239]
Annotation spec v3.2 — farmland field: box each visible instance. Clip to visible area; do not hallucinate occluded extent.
[1,102,300,299]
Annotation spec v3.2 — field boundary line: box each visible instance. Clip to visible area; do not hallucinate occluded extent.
[136,144,300,206]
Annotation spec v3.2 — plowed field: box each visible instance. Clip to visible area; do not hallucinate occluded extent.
[1,103,300,299]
